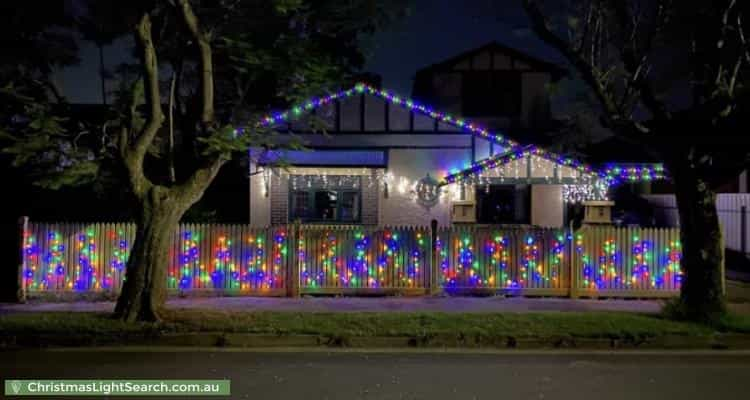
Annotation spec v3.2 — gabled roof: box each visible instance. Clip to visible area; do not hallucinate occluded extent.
[256,83,521,149]
[414,41,567,78]
[441,145,667,187]
[253,83,666,186]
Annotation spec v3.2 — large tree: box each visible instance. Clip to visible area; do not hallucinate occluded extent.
[3,0,406,321]
[521,0,749,321]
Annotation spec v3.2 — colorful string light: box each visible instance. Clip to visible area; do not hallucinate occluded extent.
[250,83,669,204]
[254,83,519,149]
[21,225,683,295]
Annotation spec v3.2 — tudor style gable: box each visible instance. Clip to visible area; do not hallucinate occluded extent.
[412,41,565,133]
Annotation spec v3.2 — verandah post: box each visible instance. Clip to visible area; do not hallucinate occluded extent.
[569,224,579,299]
[17,216,29,303]
[287,222,301,297]
[429,219,439,295]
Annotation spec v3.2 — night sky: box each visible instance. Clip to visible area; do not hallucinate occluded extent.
[57,0,564,104]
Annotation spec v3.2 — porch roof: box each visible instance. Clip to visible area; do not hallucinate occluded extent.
[440,145,667,187]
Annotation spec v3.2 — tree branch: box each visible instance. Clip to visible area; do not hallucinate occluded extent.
[522,0,644,135]
[176,154,228,205]
[132,14,164,158]
[124,13,164,199]
[176,0,214,125]
[608,0,670,121]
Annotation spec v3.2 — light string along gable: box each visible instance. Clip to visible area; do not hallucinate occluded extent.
[244,83,667,197]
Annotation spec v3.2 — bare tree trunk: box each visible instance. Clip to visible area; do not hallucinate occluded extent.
[114,186,188,322]
[168,71,177,183]
[671,161,726,322]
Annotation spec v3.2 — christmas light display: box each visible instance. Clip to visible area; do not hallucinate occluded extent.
[663,240,683,289]
[548,234,566,285]
[380,230,401,287]
[574,233,682,292]
[74,230,99,291]
[250,83,668,206]
[518,235,538,287]
[442,146,590,185]
[255,83,519,150]
[436,236,450,284]
[487,235,508,287]
[22,232,39,291]
[176,231,200,290]
[630,237,651,287]
[172,230,285,291]
[576,233,595,288]
[440,145,667,202]
[243,235,266,290]
[211,236,231,289]
[20,224,683,296]
[562,182,610,203]
[353,231,372,287]
[597,238,619,289]
[270,230,287,288]
[103,229,128,290]
[599,164,667,184]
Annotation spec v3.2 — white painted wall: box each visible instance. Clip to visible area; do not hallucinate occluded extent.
[249,171,271,228]
[380,148,471,227]
[531,184,564,227]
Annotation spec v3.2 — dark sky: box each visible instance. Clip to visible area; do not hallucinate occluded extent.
[57,0,564,104]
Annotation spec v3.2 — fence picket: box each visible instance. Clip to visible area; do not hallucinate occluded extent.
[19,221,697,298]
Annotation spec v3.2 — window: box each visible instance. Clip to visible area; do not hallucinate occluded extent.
[476,184,530,224]
[462,71,521,117]
[289,176,362,223]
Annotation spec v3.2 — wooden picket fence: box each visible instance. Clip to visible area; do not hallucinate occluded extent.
[436,227,570,296]
[570,226,686,298]
[19,219,697,298]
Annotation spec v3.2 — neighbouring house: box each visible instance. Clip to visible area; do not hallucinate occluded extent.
[248,43,663,229]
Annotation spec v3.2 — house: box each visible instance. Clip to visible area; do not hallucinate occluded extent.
[248,43,662,229]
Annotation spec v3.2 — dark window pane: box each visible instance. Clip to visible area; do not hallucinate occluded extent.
[476,184,529,224]
[290,191,309,220]
[313,190,338,221]
[462,72,492,116]
[340,191,360,222]
[462,71,521,117]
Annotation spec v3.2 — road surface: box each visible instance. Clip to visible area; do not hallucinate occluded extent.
[2,348,749,399]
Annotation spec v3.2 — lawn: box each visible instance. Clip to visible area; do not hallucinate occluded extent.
[4,309,748,341]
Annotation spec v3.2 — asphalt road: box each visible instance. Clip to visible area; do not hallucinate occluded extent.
[2,348,750,400]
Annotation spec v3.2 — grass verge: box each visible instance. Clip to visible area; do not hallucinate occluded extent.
[0,309,730,338]
[3,310,749,349]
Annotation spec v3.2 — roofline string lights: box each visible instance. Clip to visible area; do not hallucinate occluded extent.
[252,83,520,150]
[248,83,669,204]
[441,145,667,187]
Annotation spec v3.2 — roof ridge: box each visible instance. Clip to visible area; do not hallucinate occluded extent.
[257,82,520,149]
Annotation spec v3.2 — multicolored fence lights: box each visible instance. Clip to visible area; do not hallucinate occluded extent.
[167,224,287,293]
[297,227,429,290]
[21,221,687,297]
[573,227,683,293]
[437,228,569,293]
[22,223,134,292]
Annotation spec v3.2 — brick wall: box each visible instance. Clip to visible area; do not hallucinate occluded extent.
[361,172,379,225]
[270,173,289,225]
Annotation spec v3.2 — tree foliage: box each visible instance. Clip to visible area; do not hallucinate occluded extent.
[2,0,409,320]
[521,0,749,321]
